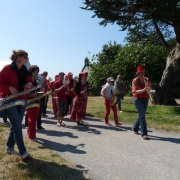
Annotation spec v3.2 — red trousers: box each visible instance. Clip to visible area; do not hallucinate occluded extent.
[104,99,118,125]
[52,98,58,117]
[26,106,40,139]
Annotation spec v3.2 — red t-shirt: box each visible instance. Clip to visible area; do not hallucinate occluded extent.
[44,79,50,92]
[53,80,66,101]
[132,77,150,98]
[0,65,32,100]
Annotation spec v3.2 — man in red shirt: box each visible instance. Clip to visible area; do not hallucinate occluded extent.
[53,72,69,127]
[50,74,59,118]
[42,71,50,117]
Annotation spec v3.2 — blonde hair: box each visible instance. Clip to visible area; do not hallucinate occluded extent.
[10,49,28,61]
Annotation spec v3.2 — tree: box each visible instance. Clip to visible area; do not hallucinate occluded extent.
[88,41,122,95]
[89,41,168,96]
[82,0,180,105]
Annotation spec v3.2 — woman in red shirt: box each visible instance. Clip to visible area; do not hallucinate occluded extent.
[70,72,88,125]
[0,50,32,159]
[132,65,151,140]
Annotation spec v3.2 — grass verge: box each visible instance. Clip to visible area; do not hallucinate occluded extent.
[86,96,180,133]
[0,124,89,180]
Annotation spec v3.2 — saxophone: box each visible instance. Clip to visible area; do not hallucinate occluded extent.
[0,85,41,111]
[26,103,40,109]
[110,88,118,106]
[27,90,52,105]
[144,77,154,102]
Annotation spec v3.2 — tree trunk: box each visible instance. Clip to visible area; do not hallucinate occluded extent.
[153,43,180,105]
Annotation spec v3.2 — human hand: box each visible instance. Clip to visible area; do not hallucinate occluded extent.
[24,82,32,92]
[143,87,149,92]
[31,93,37,98]
[9,86,18,96]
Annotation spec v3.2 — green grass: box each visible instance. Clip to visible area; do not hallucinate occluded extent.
[0,124,90,180]
[86,96,180,133]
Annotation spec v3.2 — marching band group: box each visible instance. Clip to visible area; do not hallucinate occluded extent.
[0,49,151,160]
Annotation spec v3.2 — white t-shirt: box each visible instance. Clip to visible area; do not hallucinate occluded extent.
[101,83,115,100]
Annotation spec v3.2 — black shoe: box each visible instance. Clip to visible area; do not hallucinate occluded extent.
[77,121,83,126]
[37,126,45,130]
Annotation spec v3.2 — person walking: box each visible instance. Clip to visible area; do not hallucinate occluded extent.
[101,77,122,126]
[132,65,151,140]
[0,49,32,160]
[114,75,125,112]
[70,72,88,125]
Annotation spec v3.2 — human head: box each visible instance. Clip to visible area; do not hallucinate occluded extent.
[107,77,114,85]
[136,65,145,76]
[28,65,39,77]
[54,74,59,81]
[79,72,88,81]
[10,49,28,66]
[59,72,65,81]
[42,71,48,77]
[68,72,73,80]
[117,75,121,81]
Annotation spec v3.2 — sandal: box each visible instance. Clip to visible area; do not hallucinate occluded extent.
[57,121,65,127]
[105,123,111,126]
[116,122,122,126]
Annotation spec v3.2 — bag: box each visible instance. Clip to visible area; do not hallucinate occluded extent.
[118,88,125,95]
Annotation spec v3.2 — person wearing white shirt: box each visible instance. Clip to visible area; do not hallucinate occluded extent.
[101,77,122,126]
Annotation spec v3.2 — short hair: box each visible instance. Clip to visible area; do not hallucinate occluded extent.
[10,49,28,61]
[28,65,39,74]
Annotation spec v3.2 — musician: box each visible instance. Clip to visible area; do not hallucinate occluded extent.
[101,77,122,126]
[36,73,46,130]
[50,74,59,118]
[26,65,40,141]
[42,71,50,118]
[66,72,74,115]
[0,49,32,160]
[114,75,125,112]
[53,72,68,127]
[70,72,88,125]
[132,65,151,140]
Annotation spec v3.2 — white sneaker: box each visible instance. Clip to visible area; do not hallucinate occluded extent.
[21,151,30,160]
[119,111,123,113]
[6,148,19,155]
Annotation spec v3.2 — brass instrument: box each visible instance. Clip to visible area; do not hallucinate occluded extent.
[27,90,52,105]
[0,100,25,111]
[0,85,41,111]
[110,88,118,106]
[144,77,154,102]
[26,103,40,109]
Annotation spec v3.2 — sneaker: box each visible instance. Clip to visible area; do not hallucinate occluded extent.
[37,126,45,130]
[6,148,19,155]
[119,111,123,113]
[43,114,48,118]
[142,135,149,140]
[21,151,30,160]
[134,131,140,135]
[3,121,10,126]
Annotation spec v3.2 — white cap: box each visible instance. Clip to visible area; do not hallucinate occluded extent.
[107,77,114,81]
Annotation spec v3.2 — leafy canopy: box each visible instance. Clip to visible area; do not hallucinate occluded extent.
[82,0,180,49]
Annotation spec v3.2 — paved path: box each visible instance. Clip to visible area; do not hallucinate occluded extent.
[23,110,179,180]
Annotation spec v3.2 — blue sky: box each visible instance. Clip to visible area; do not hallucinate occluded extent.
[0,0,127,79]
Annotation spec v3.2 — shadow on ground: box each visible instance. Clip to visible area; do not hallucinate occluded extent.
[17,156,87,180]
[148,135,180,144]
[36,137,86,155]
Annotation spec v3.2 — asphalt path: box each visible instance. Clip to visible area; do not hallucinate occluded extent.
[5,110,180,180]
